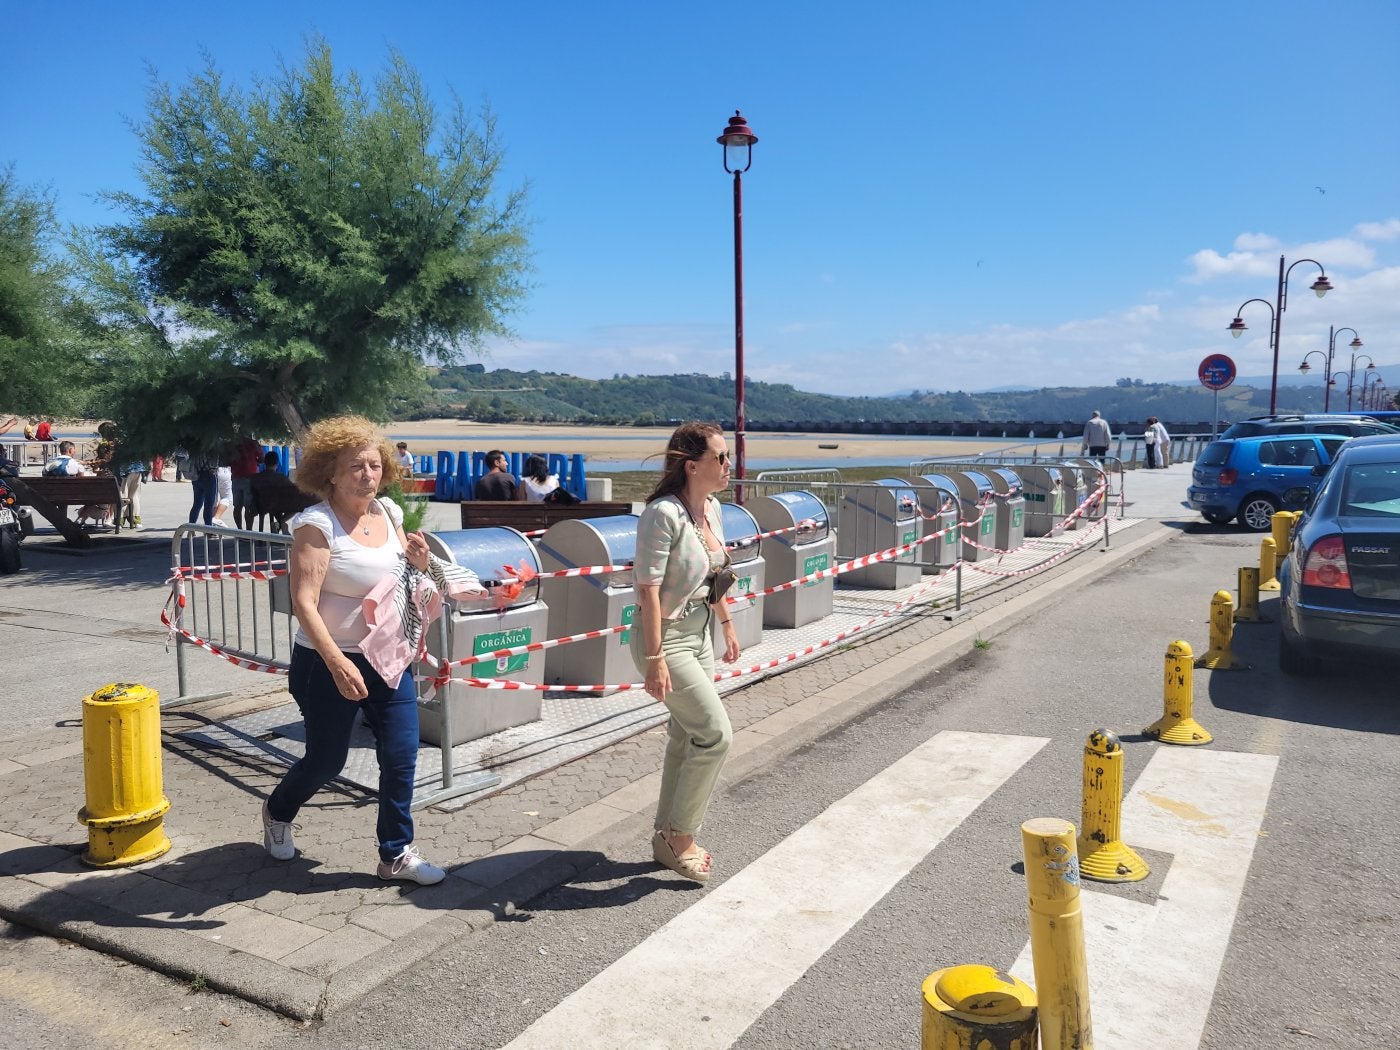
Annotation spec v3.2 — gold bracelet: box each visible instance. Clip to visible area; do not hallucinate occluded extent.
[645,653,666,662]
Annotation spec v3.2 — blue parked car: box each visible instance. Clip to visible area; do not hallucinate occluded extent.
[1186,434,1350,530]
[1279,434,1400,674]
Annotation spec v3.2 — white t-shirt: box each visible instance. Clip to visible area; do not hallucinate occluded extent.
[521,474,560,503]
[395,450,414,474]
[289,498,405,651]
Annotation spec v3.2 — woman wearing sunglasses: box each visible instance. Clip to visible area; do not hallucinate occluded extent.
[631,421,742,883]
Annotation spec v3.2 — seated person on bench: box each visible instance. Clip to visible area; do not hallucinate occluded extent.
[44,440,93,477]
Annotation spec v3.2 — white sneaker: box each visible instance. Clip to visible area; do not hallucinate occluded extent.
[262,800,297,861]
[376,845,445,885]
[212,518,226,527]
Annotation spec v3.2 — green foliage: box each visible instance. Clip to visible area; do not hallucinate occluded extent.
[0,168,93,415]
[94,39,531,445]
[381,482,429,532]
[405,367,1300,427]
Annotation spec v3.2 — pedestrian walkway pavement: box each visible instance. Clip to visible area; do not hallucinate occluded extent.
[0,464,1202,1020]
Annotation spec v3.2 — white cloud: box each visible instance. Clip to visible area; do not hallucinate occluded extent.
[1234,232,1280,251]
[1355,219,1400,242]
[1185,248,1277,282]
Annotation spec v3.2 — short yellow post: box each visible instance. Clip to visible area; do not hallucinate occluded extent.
[1022,817,1093,1050]
[920,964,1037,1049]
[1195,590,1246,670]
[1270,510,1297,576]
[1234,566,1267,623]
[77,683,171,868]
[1078,730,1149,882]
[1145,641,1213,745]
[1258,536,1280,592]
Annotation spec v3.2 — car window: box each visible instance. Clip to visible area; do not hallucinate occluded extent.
[1307,423,1355,435]
[1220,423,1264,439]
[1198,442,1232,467]
[1320,437,1347,458]
[1273,423,1309,434]
[1354,424,1400,436]
[1259,439,1320,467]
[1343,463,1400,516]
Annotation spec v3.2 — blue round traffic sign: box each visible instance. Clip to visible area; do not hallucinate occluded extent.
[1199,354,1236,391]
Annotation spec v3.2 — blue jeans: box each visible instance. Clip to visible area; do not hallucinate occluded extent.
[189,470,217,524]
[268,645,420,862]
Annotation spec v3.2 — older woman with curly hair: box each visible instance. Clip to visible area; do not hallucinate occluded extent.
[261,415,452,884]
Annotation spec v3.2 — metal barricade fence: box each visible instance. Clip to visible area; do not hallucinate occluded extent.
[167,523,500,810]
[912,455,1122,526]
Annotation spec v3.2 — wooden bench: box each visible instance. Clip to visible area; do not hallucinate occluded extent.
[10,474,126,545]
[458,500,639,533]
[248,478,319,532]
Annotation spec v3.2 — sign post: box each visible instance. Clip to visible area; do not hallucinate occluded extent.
[1198,354,1237,437]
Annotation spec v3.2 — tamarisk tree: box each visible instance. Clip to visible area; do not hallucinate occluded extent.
[99,40,531,444]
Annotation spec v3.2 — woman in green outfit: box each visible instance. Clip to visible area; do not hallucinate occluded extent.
[631,421,743,883]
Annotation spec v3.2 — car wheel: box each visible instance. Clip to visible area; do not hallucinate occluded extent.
[1238,494,1279,532]
[1278,625,1318,676]
[1202,511,1233,525]
[0,529,20,575]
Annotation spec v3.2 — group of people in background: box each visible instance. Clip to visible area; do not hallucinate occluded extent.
[1081,411,1171,468]
[472,448,574,504]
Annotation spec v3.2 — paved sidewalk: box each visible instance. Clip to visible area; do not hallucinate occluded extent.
[0,465,1199,1019]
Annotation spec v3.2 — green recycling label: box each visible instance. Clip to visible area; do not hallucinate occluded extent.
[1012,507,1024,528]
[902,529,917,561]
[803,552,829,588]
[736,575,754,598]
[473,626,532,678]
[620,603,637,645]
[981,515,994,537]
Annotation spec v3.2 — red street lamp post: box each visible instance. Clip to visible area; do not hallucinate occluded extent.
[1297,326,1362,413]
[1228,254,1332,414]
[717,110,757,503]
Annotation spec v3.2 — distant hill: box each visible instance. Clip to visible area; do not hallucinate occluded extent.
[397,366,1393,429]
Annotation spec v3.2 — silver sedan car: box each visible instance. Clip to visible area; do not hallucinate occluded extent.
[1279,435,1400,674]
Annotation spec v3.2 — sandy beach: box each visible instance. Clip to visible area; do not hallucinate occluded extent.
[382,420,1040,467]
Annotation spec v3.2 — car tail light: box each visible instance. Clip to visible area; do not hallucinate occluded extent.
[1218,468,1238,485]
[1302,535,1351,590]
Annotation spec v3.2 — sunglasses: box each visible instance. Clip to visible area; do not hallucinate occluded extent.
[699,450,731,465]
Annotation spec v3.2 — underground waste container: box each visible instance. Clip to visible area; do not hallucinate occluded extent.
[985,468,1027,552]
[421,528,548,746]
[536,515,639,692]
[747,490,834,629]
[945,471,999,562]
[713,502,766,650]
[838,479,921,589]
[908,475,962,574]
[1017,465,1067,538]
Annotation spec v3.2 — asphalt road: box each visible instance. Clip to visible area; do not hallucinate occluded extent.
[5,492,1398,1048]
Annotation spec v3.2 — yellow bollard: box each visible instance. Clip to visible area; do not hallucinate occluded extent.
[1022,817,1093,1050]
[1078,730,1149,883]
[77,683,171,868]
[1195,590,1246,670]
[1234,566,1268,623]
[920,964,1037,1049]
[1270,510,1297,576]
[1145,641,1213,745]
[1258,536,1280,592]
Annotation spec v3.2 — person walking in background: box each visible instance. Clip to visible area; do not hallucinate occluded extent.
[213,463,234,527]
[631,421,742,884]
[119,458,148,529]
[1082,411,1112,460]
[517,454,560,502]
[1143,418,1159,469]
[1151,417,1172,468]
[187,450,219,525]
[229,435,264,529]
[473,449,517,501]
[261,415,474,884]
[152,452,166,481]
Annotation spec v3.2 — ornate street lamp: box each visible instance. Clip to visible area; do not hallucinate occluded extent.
[1360,370,1385,411]
[1347,354,1375,411]
[1297,326,1363,412]
[1228,255,1332,414]
[717,110,757,502]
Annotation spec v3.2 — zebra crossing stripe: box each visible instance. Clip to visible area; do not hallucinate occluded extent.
[503,730,1048,1049]
[1011,746,1278,1048]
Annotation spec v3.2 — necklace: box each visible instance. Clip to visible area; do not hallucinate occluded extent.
[681,497,707,547]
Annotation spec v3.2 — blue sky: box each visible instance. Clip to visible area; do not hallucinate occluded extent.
[3,2,1397,398]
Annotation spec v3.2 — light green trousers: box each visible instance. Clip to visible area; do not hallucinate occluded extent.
[630,603,733,835]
